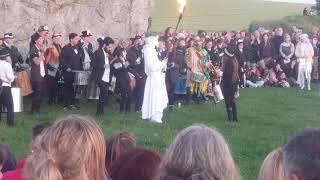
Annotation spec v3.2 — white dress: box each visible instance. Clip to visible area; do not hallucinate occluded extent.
[141,36,168,123]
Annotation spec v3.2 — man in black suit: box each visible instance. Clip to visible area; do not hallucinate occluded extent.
[1,33,24,70]
[60,33,81,109]
[78,30,94,71]
[91,37,114,116]
[127,35,145,112]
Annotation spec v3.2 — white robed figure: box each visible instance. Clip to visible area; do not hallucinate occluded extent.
[142,36,168,123]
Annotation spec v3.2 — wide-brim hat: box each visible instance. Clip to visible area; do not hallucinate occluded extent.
[3,33,14,39]
[81,30,93,37]
[38,25,49,33]
[130,35,142,42]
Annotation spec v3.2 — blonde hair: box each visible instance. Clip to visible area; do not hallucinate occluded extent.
[257,148,285,180]
[24,115,109,180]
[154,124,242,180]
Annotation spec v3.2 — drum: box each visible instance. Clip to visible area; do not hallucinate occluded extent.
[213,85,224,101]
[190,72,205,83]
[128,72,136,91]
[15,71,32,96]
[2,88,23,113]
[73,71,89,86]
[86,82,100,100]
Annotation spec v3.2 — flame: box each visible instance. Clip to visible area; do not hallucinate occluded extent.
[177,0,186,14]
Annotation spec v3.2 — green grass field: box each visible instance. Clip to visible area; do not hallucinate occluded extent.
[151,0,308,32]
[0,87,319,180]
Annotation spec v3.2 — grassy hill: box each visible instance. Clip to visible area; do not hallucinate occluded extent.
[0,87,320,180]
[150,0,309,32]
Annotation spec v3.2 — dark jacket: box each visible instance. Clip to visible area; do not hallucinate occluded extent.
[77,40,94,70]
[235,49,245,67]
[259,41,274,59]
[60,43,81,79]
[2,42,23,69]
[222,55,239,94]
[29,45,45,82]
[272,36,284,60]
[91,48,111,83]
[126,46,146,79]
[167,47,187,83]
[111,57,130,92]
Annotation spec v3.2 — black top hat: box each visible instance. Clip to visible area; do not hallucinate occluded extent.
[0,46,10,60]
[38,26,49,32]
[3,33,14,39]
[81,30,93,37]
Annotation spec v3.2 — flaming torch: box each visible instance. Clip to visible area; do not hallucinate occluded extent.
[175,0,186,33]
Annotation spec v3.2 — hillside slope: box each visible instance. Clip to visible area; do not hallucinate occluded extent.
[150,0,308,32]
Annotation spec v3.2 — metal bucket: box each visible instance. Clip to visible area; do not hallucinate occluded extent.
[86,82,100,100]
[2,87,23,113]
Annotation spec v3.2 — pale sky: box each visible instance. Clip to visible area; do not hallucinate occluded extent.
[265,0,316,4]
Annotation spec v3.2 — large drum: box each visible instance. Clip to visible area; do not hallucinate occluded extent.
[213,84,224,101]
[74,71,90,86]
[86,82,100,100]
[2,88,23,113]
[15,71,32,96]
[190,72,205,83]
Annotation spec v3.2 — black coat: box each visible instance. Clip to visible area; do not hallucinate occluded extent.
[60,43,81,80]
[2,42,23,69]
[235,49,245,67]
[167,47,187,83]
[126,46,146,79]
[29,45,45,82]
[91,48,111,83]
[111,57,130,92]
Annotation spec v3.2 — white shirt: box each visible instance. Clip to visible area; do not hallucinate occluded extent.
[0,60,15,87]
[102,50,110,83]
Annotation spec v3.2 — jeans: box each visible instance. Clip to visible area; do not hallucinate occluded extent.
[31,81,43,113]
[246,80,264,88]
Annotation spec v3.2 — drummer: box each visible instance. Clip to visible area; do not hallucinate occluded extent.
[45,32,62,105]
[60,33,81,110]
[185,36,210,104]
[0,46,15,126]
[30,33,46,114]
[1,33,24,70]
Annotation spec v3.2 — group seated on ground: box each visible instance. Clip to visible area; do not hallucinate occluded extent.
[1,115,320,180]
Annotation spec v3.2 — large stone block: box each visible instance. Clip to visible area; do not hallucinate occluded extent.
[0,0,154,58]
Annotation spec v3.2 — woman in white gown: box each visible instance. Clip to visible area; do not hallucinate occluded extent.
[142,36,168,123]
[295,34,314,90]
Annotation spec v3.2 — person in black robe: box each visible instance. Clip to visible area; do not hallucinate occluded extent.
[222,44,239,122]
[111,47,131,112]
[29,33,46,114]
[59,33,81,110]
[1,33,23,70]
[91,37,114,116]
[126,35,145,112]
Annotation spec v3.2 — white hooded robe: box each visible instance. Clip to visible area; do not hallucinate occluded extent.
[141,36,168,123]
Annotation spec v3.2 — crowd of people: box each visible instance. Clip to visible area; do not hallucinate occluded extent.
[0,24,319,125]
[0,115,319,180]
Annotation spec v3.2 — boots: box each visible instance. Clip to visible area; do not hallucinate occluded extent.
[227,108,233,122]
